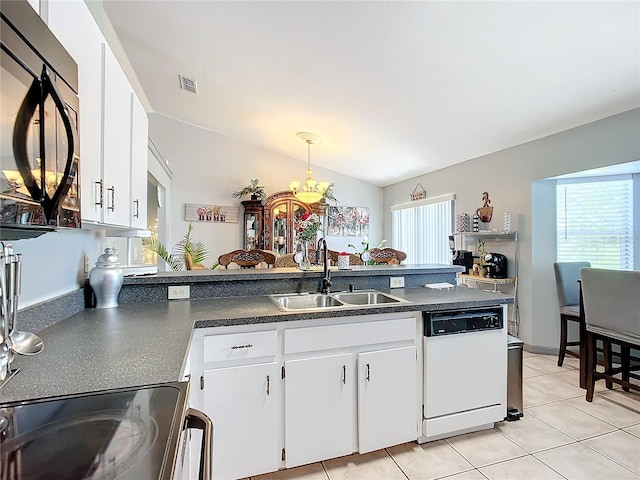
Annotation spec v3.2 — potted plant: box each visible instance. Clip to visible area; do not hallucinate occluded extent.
[321,183,338,205]
[142,224,218,270]
[232,178,267,205]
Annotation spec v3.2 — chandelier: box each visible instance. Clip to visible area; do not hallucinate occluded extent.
[289,132,330,204]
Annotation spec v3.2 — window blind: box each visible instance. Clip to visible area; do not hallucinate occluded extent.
[392,195,454,265]
[556,176,634,270]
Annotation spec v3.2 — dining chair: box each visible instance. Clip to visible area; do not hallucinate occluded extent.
[327,250,364,266]
[218,249,276,269]
[184,252,208,270]
[581,267,640,402]
[367,248,407,265]
[553,261,591,366]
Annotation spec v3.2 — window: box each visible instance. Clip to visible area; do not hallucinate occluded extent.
[391,194,454,264]
[556,176,635,270]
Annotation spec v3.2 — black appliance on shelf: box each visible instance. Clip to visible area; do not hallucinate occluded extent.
[452,250,474,274]
[0,1,81,239]
[0,381,212,480]
[485,253,508,278]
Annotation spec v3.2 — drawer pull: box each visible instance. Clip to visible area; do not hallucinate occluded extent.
[266,375,270,396]
[230,344,253,350]
[366,363,371,382]
[342,365,346,384]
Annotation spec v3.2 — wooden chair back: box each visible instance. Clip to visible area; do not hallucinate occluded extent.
[184,252,208,270]
[218,249,276,269]
[327,250,364,266]
[367,248,407,265]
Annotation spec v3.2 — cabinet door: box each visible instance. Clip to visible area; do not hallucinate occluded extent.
[358,346,418,453]
[285,353,355,468]
[101,43,131,226]
[129,92,147,228]
[203,362,280,480]
[48,0,104,222]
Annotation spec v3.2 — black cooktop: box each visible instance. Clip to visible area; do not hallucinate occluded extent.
[0,382,188,480]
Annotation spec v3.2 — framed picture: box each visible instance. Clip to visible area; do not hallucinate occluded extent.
[185,204,239,223]
[327,206,369,236]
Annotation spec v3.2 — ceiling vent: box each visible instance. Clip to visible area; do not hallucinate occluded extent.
[178,75,198,94]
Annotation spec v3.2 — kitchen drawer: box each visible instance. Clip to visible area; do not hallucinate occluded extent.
[203,330,277,363]
[285,317,416,354]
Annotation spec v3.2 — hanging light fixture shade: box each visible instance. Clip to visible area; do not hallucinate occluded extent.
[289,132,330,204]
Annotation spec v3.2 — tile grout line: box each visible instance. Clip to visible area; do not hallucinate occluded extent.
[382,447,411,480]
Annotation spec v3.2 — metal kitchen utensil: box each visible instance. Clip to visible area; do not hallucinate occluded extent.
[9,330,43,356]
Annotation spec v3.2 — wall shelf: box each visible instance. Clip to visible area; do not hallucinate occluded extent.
[454,232,519,336]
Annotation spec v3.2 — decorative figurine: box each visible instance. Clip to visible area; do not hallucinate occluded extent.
[476,191,494,222]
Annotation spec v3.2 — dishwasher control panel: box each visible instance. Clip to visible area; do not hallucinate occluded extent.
[424,307,503,336]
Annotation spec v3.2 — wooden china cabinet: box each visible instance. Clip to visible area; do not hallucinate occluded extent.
[240,191,327,254]
[241,200,264,250]
[263,191,327,255]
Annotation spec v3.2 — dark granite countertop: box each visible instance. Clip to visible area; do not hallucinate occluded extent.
[1,286,512,404]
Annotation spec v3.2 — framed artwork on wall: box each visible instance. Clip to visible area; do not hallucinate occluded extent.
[185,204,239,223]
[327,206,369,236]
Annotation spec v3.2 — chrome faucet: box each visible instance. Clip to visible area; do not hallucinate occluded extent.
[317,238,332,294]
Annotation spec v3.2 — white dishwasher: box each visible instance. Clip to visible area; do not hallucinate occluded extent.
[419,306,507,443]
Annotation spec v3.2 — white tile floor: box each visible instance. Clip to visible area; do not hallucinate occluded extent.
[252,353,640,480]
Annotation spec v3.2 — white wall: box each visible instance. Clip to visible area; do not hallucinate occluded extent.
[148,114,383,267]
[383,109,640,350]
[11,228,102,308]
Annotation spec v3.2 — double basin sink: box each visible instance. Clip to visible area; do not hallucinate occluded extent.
[270,289,410,312]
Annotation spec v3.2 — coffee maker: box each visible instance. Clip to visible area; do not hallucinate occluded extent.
[484,253,508,278]
[449,235,474,274]
[452,250,474,274]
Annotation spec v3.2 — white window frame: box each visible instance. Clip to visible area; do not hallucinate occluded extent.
[556,174,637,270]
[391,194,455,265]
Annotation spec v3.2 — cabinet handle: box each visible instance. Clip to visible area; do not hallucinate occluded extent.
[366,363,371,382]
[230,344,253,350]
[266,375,270,396]
[95,180,104,207]
[133,199,139,218]
[107,186,115,211]
[342,365,346,384]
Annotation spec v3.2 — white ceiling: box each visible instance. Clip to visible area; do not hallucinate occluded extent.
[97,1,640,187]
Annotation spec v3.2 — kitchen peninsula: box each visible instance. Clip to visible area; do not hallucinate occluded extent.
[2,264,514,480]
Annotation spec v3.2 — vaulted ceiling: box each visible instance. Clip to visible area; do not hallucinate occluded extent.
[96,1,639,187]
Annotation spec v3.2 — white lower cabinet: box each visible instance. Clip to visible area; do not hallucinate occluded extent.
[358,346,418,453]
[284,353,355,468]
[193,314,419,480]
[203,362,280,480]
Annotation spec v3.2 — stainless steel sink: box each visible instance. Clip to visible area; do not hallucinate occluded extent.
[269,289,409,311]
[271,293,344,311]
[332,291,404,305]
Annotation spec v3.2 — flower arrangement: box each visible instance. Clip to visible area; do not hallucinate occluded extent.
[348,236,386,255]
[348,236,386,265]
[296,212,322,242]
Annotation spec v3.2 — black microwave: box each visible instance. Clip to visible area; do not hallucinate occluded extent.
[0,1,81,239]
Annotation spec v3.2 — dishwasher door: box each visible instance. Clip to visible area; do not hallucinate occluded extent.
[422,312,507,440]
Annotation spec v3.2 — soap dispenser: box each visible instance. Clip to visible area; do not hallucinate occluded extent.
[89,248,124,308]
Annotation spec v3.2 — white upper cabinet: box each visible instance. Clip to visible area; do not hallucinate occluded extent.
[101,44,131,226]
[48,0,103,223]
[130,93,148,229]
[47,0,148,228]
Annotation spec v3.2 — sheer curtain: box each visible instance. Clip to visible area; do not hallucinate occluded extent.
[391,194,454,265]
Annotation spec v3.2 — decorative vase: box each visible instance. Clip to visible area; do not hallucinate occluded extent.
[89,248,124,308]
[300,241,311,270]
